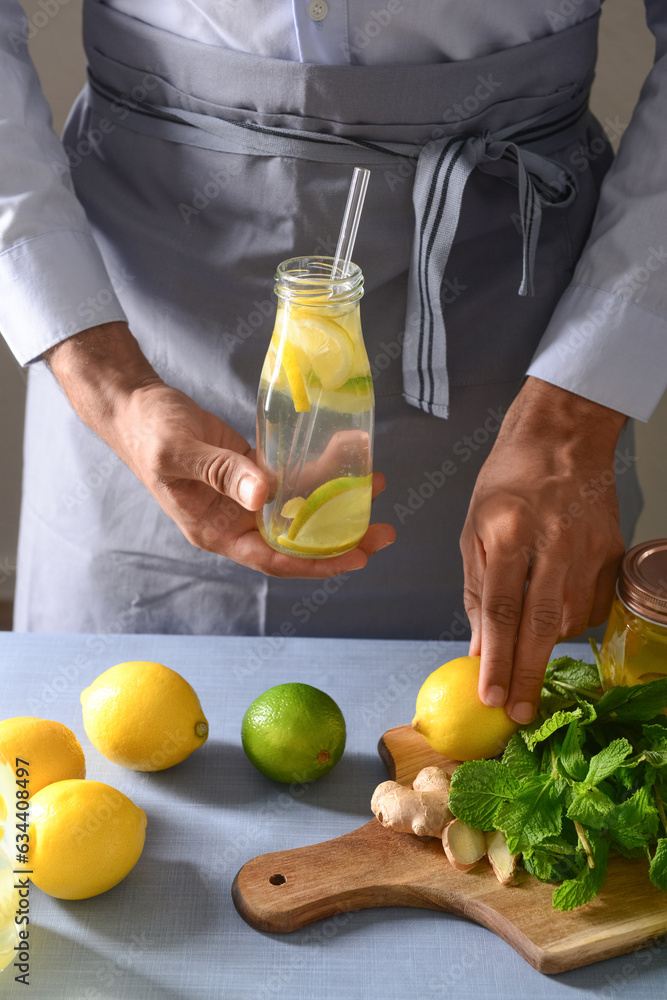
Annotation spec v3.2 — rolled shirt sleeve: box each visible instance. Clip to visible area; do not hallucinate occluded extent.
[527,0,667,422]
[0,0,127,366]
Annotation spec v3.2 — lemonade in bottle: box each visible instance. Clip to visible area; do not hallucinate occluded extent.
[256,255,374,557]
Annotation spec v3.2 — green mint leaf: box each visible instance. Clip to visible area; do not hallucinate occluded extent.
[644,748,667,768]
[496,773,562,854]
[596,678,667,723]
[523,849,556,882]
[524,842,584,884]
[552,833,610,911]
[584,738,633,786]
[559,718,588,781]
[607,784,659,854]
[523,708,583,751]
[447,760,519,831]
[544,657,601,695]
[566,785,616,830]
[649,839,667,891]
[642,721,667,741]
[501,733,540,781]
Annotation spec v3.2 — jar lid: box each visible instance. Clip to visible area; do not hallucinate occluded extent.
[618,539,667,626]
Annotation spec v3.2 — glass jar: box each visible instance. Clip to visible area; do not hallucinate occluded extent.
[255,256,374,558]
[599,539,667,689]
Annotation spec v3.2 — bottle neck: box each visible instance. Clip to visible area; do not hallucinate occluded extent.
[274,256,363,310]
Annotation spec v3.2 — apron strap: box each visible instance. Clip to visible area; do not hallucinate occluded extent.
[88,75,583,420]
[404,133,576,417]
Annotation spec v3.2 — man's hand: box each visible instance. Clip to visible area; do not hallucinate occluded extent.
[460,376,628,724]
[45,322,395,577]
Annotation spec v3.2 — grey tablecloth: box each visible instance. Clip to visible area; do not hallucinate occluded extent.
[0,633,665,1000]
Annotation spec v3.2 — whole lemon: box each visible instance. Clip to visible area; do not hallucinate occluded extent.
[412,656,520,761]
[241,683,346,783]
[0,717,85,795]
[29,779,146,899]
[80,661,208,771]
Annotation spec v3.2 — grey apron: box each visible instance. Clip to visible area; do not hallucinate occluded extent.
[14,2,642,638]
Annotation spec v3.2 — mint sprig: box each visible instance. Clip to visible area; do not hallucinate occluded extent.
[446,657,667,911]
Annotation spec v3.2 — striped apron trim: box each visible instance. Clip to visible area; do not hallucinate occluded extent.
[87,73,587,419]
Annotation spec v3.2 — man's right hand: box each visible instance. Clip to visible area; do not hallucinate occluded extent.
[45,322,395,577]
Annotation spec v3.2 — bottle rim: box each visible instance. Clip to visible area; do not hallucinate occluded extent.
[274,256,364,304]
[617,538,667,627]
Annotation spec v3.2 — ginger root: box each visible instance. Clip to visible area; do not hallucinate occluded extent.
[485,829,517,885]
[371,768,517,886]
[371,767,452,838]
[443,819,486,872]
[411,766,452,793]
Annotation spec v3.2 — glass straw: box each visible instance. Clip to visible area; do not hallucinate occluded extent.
[332,167,371,281]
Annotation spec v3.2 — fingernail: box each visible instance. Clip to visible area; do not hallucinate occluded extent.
[510,701,535,725]
[483,685,506,708]
[238,475,256,507]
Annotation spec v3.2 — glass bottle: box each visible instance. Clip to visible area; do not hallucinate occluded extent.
[599,539,667,688]
[256,256,374,558]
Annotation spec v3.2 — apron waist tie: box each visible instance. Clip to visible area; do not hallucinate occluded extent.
[405,129,576,417]
[88,74,585,419]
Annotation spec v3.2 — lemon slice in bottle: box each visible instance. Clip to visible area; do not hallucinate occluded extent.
[280,341,310,412]
[278,475,372,556]
[281,496,306,519]
[288,316,354,391]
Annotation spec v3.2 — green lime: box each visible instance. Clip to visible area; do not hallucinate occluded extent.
[241,683,346,784]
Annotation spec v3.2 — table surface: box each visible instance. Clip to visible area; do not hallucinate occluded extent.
[0,632,665,1000]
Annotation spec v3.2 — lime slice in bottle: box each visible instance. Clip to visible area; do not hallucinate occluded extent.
[278,475,372,556]
[288,316,354,391]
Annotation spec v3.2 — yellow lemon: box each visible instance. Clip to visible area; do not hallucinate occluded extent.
[80,661,208,771]
[412,656,520,761]
[0,717,86,795]
[29,779,146,899]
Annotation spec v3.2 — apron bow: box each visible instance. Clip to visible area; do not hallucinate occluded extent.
[403,131,577,418]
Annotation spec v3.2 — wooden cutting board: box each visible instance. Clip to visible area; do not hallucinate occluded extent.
[232,725,667,973]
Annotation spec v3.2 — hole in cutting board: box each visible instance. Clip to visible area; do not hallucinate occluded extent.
[269,873,287,886]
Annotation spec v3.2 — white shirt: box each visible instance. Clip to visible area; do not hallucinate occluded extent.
[0,0,666,420]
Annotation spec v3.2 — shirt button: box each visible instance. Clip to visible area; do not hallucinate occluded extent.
[307,0,328,21]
